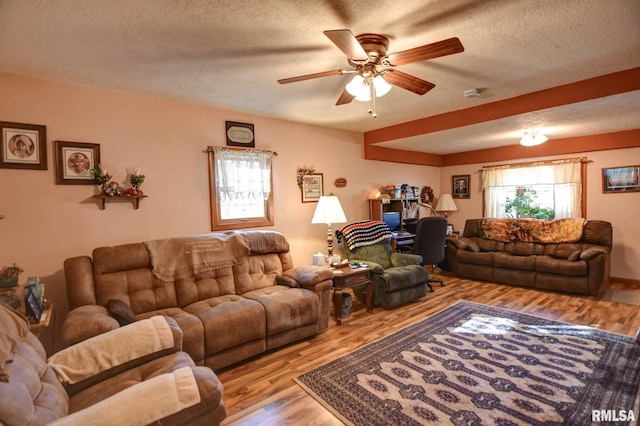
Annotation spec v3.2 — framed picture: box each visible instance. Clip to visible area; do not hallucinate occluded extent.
[54,140,101,185]
[25,287,43,324]
[301,173,323,203]
[602,165,640,193]
[226,121,255,148]
[452,175,470,199]
[0,121,47,170]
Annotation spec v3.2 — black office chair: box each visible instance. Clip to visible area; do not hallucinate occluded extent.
[412,216,448,291]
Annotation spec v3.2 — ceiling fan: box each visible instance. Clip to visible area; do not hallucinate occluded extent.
[278,29,464,117]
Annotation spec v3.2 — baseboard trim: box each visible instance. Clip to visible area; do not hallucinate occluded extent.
[611,276,640,287]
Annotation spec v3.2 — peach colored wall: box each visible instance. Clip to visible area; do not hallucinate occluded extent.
[440,147,640,280]
[0,73,439,345]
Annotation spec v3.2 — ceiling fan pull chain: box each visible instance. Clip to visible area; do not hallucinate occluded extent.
[368,82,377,118]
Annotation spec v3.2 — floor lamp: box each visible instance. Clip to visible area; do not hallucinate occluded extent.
[311,194,347,263]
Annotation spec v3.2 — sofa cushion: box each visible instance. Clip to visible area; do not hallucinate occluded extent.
[457,250,494,266]
[504,242,536,256]
[464,240,480,253]
[543,243,584,259]
[493,252,536,270]
[536,255,587,276]
[378,266,429,292]
[243,286,319,336]
[567,250,582,261]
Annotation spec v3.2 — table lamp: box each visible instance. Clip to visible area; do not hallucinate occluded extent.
[435,194,458,220]
[311,194,347,257]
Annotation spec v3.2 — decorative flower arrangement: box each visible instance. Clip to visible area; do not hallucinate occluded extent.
[90,164,113,186]
[127,166,145,195]
[296,167,315,188]
[0,262,23,287]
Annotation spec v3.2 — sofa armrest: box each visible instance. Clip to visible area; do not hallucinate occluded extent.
[580,247,608,261]
[283,265,333,288]
[50,316,182,389]
[48,367,203,426]
[390,253,422,267]
[61,305,120,347]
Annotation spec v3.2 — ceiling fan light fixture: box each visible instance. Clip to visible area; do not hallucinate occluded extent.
[373,75,391,97]
[520,130,548,147]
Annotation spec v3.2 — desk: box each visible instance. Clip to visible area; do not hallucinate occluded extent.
[391,232,415,252]
[332,267,372,325]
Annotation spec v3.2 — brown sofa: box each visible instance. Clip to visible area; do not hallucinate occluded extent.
[61,230,333,371]
[446,218,612,296]
[0,303,226,425]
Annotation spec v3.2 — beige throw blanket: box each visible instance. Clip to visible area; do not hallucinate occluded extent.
[48,316,175,385]
[144,232,249,282]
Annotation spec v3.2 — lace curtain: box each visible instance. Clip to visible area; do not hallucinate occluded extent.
[214,147,272,201]
[482,160,583,218]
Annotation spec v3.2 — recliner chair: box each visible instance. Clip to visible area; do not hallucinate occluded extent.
[412,216,448,291]
[336,220,430,309]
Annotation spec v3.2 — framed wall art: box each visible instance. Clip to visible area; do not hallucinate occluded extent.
[301,173,323,203]
[602,165,639,193]
[0,121,47,170]
[452,175,470,199]
[225,121,255,148]
[55,140,101,185]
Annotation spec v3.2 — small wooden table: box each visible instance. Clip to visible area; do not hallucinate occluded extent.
[332,267,373,325]
[29,304,54,338]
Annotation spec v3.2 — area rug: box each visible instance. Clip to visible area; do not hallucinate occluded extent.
[295,301,640,425]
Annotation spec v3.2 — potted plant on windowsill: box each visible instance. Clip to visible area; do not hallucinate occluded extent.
[505,187,555,220]
[0,262,23,288]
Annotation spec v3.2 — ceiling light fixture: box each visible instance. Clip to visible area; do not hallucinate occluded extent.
[520,130,548,147]
[345,67,392,118]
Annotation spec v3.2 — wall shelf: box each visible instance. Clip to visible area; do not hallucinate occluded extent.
[93,194,147,210]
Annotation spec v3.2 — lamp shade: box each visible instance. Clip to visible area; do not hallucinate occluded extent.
[435,194,458,212]
[311,195,347,225]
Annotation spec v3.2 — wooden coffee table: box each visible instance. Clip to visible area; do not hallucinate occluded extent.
[332,267,373,325]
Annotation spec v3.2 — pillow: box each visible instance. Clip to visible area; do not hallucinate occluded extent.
[276,275,300,288]
[108,299,137,326]
[567,250,582,261]
[465,240,480,253]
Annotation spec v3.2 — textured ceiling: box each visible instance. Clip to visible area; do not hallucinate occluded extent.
[0,0,638,155]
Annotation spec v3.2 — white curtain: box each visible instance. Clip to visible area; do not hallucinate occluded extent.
[214,147,272,201]
[482,161,582,218]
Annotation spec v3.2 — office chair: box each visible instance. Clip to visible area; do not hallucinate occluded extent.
[412,216,448,291]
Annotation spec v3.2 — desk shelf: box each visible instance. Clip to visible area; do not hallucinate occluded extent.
[94,194,147,210]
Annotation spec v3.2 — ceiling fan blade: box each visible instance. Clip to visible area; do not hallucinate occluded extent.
[386,37,464,66]
[384,70,435,95]
[277,69,344,84]
[323,29,369,61]
[335,89,355,105]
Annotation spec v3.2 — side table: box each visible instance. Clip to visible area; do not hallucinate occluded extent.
[29,304,54,338]
[332,267,373,325]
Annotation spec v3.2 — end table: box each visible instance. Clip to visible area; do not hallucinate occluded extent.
[332,267,373,325]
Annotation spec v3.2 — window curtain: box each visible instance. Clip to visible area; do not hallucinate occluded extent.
[214,147,272,201]
[482,160,582,218]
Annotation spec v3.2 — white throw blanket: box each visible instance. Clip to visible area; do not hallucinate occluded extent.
[144,232,250,282]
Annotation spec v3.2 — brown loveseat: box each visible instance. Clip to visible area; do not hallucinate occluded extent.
[446,218,612,296]
[0,303,226,425]
[62,230,333,371]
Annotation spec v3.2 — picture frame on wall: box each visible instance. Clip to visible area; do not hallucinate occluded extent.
[452,175,470,199]
[54,140,101,185]
[301,173,323,203]
[602,165,640,193]
[0,121,47,170]
[225,121,255,148]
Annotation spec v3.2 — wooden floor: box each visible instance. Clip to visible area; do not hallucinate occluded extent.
[218,273,640,425]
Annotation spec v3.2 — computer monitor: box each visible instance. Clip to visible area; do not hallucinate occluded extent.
[382,212,401,231]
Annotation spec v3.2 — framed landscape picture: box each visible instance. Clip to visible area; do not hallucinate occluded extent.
[0,121,47,170]
[55,140,101,184]
[602,165,640,193]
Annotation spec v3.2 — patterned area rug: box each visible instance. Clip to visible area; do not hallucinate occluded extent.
[295,301,640,425]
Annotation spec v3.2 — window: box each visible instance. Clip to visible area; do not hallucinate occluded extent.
[482,158,586,219]
[208,146,274,230]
